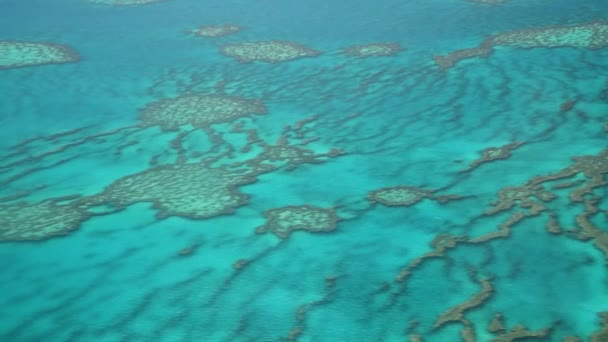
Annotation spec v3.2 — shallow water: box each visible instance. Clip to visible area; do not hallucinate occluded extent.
[1,0,607,341]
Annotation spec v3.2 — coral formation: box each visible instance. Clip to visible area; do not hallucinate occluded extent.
[433,44,493,70]
[85,162,257,219]
[560,99,576,112]
[489,324,552,341]
[0,41,79,69]
[462,142,524,173]
[433,277,494,328]
[485,184,554,216]
[545,213,563,234]
[368,186,434,206]
[177,242,201,257]
[396,234,467,282]
[467,148,608,251]
[229,121,345,172]
[219,41,321,63]
[368,186,461,206]
[492,22,608,49]
[0,198,90,241]
[342,43,402,57]
[408,335,423,342]
[460,320,476,342]
[246,141,343,172]
[139,94,266,130]
[255,205,340,238]
[484,149,606,215]
[233,259,249,270]
[435,22,608,69]
[592,312,608,342]
[284,275,338,341]
[488,313,506,334]
[189,25,241,37]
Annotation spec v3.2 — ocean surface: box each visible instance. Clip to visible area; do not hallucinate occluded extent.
[1,0,607,341]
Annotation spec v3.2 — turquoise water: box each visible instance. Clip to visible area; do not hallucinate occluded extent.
[1,0,608,341]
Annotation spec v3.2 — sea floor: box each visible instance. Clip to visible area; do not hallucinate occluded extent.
[1,0,607,341]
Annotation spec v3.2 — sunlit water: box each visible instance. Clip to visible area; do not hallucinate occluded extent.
[1,0,607,341]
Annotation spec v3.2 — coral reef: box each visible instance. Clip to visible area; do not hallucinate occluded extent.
[177,241,201,257]
[233,259,249,270]
[0,198,90,241]
[255,205,340,238]
[560,99,576,112]
[368,186,461,207]
[484,149,607,216]
[545,213,563,234]
[408,335,424,342]
[0,41,79,69]
[433,44,493,70]
[592,312,608,342]
[368,186,434,206]
[189,25,241,37]
[284,275,339,341]
[461,142,524,173]
[342,43,402,57]
[219,41,321,63]
[139,94,266,130]
[460,319,476,342]
[492,22,608,49]
[489,324,552,341]
[228,119,345,172]
[435,22,608,69]
[488,313,506,334]
[485,184,554,216]
[433,277,494,328]
[245,140,344,172]
[396,234,467,282]
[84,162,257,219]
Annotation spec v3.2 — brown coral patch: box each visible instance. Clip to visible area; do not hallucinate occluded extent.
[485,184,554,216]
[591,312,608,342]
[396,234,467,282]
[189,25,241,37]
[489,324,552,342]
[434,22,608,69]
[488,312,506,334]
[219,41,321,63]
[233,258,249,270]
[0,41,80,69]
[460,319,476,342]
[433,277,494,328]
[369,186,461,207]
[367,186,430,206]
[139,94,266,130]
[85,162,257,219]
[0,198,90,241]
[342,43,402,57]
[255,205,340,238]
[545,213,563,235]
[434,44,493,70]
[233,126,344,172]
